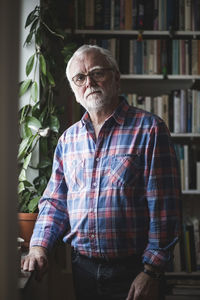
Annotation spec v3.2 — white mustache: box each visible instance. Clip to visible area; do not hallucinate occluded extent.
[85,88,102,98]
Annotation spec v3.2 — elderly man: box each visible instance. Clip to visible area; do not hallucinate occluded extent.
[22,45,181,300]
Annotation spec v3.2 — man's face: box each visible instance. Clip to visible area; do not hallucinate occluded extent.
[69,50,120,112]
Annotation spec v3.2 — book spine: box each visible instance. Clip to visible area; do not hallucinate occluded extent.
[119,0,125,29]
[114,0,121,29]
[180,89,187,133]
[197,162,200,191]
[103,0,111,29]
[173,91,181,133]
[185,0,192,31]
[124,0,133,29]
[85,0,95,29]
[95,0,104,29]
[184,144,189,190]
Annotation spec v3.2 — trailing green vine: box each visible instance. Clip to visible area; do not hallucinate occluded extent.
[18,4,76,213]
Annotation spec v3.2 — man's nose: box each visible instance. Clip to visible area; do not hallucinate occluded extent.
[85,74,97,87]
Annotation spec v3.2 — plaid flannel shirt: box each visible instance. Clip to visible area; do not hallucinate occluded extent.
[30,98,181,268]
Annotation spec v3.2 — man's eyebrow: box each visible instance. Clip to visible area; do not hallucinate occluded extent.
[73,66,104,77]
[89,66,104,72]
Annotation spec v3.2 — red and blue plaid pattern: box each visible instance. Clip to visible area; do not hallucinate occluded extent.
[30,98,181,268]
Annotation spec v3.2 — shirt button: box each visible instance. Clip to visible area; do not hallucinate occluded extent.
[93,182,97,187]
[96,157,100,162]
[91,234,95,239]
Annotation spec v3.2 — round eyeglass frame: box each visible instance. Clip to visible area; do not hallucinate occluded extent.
[71,68,114,87]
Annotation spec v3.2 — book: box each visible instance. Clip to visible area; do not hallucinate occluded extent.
[197,162,200,191]
[144,0,154,30]
[119,0,125,29]
[85,0,95,29]
[184,145,189,191]
[192,40,198,75]
[172,285,200,296]
[191,217,200,270]
[124,0,132,29]
[180,89,187,133]
[185,0,192,31]
[184,219,197,272]
[114,0,120,29]
[137,0,144,30]
[153,0,158,30]
[76,0,85,29]
[94,0,104,29]
[132,0,138,29]
[179,0,185,30]
[103,0,111,29]
[187,89,192,132]
[173,90,181,133]
[172,40,179,75]
[119,38,130,74]
[173,241,182,272]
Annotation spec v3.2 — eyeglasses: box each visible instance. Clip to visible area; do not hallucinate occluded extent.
[72,68,113,87]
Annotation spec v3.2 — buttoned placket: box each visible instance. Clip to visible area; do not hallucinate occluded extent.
[88,129,104,254]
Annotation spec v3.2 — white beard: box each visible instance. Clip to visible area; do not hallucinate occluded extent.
[78,87,112,112]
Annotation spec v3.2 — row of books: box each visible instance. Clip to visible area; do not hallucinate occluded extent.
[86,38,200,76]
[174,144,200,191]
[75,0,200,31]
[124,89,200,134]
[167,276,200,297]
[172,218,200,273]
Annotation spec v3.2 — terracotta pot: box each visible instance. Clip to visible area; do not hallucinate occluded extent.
[18,213,38,250]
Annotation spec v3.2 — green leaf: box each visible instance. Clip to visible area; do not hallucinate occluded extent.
[18,135,36,160]
[26,116,41,131]
[21,123,32,138]
[31,81,38,102]
[49,115,60,133]
[40,138,48,155]
[19,104,31,123]
[28,196,40,213]
[23,153,32,169]
[40,72,47,88]
[18,137,31,159]
[35,28,42,47]
[24,31,33,46]
[33,176,48,194]
[26,54,35,76]
[25,10,37,28]
[18,182,25,194]
[19,79,32,97]
[19,169,26,182]
[38,105,47,124]
[39,54,46,75]
[37,158,52,169]
[47,70,55,86]
[30,18,39,33]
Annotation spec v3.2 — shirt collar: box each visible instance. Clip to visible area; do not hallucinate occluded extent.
[80,96,130,127]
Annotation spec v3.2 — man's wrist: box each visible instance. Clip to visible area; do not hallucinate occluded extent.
[143,264,164,280]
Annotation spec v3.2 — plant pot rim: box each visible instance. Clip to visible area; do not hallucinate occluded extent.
[18,212,38,220]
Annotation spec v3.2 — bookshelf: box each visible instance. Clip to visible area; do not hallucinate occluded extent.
[68,0,200,298]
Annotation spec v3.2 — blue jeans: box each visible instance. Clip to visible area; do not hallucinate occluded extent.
[71,249,143,300]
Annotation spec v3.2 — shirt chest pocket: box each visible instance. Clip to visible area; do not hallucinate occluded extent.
[109,154,141,187]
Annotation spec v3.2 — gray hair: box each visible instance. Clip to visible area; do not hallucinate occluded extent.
[66,44,120,85]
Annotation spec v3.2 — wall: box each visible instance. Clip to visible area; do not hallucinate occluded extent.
[0,0,20,299]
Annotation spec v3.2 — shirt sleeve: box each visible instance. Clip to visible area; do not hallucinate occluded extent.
[142,119,181,269]
[30,139,69,250]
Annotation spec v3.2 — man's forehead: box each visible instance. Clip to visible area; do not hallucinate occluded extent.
[70,52,109,73]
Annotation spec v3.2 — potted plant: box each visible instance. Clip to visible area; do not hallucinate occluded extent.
[18,3,76,248]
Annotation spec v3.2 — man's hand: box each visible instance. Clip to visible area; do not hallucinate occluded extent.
[21,246,48,281]
[126,271,160,300]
